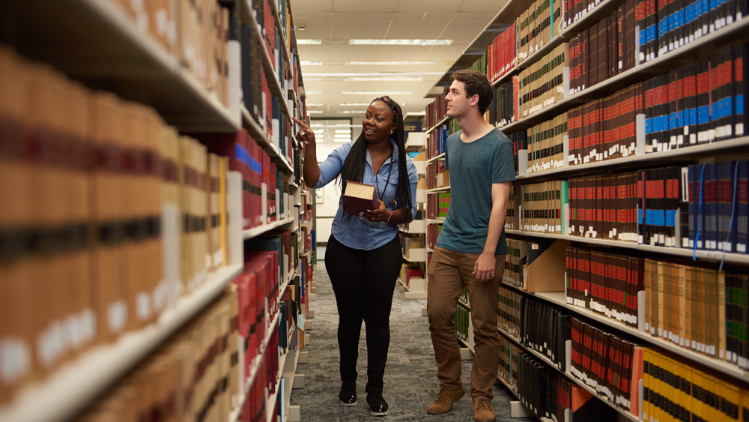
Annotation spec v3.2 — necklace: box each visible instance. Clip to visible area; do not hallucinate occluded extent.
[374,148,394,202]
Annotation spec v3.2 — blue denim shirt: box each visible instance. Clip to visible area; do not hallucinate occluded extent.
[314,139,419,250]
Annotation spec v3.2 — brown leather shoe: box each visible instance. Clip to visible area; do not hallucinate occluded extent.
[473,398,496,422]
[427,387,465,414]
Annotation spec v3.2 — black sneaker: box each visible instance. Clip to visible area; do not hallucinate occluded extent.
[367,392,389,416]
[339,382,357,406]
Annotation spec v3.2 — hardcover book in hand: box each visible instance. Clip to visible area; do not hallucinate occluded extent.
[343,181,376,216]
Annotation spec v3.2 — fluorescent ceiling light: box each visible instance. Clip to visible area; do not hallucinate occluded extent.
[335,134,351,137]
[343,91,412,95]
[335,130,351,133]
[337,124,351,126]
[301,61,322,65]
[405,111,427,117]
[307,103,323,106]
[297,39,321,44]
[305,78,323,81]
[335,139,351,142]
[344,77,423,82]
[308,111,323,114]
[338,111,366,114]
[347,61,437,65]
[349,39,453,46]
[306,91,322,94]
[311,124,323,127]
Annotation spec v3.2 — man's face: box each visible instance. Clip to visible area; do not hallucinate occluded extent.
[445,80,475,118]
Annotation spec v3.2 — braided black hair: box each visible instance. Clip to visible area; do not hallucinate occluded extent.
[338,96,412,229]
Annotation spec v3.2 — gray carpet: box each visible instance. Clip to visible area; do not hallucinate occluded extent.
[291,262,534,422]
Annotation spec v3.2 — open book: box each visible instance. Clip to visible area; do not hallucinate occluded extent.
[343,180,377,216]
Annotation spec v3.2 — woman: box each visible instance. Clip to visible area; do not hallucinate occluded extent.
[292,96,418,416]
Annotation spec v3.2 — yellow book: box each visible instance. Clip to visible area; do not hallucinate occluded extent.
[643,348,652,421]
[691,368,704,422]
[722,379,740,421]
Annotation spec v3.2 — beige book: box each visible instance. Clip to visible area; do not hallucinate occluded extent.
[0,46,34,400]
[179,136,193,293]
[718,271,726,360]
[643,259,652,334]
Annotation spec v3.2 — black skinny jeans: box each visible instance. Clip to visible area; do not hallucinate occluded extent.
[325,234,402,394]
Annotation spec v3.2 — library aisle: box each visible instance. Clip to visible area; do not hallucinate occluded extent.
[291,263,531,421]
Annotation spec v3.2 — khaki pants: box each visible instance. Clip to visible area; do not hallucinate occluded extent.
[427,246,505,400]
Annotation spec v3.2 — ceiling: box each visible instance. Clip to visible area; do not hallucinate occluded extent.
[293,0,509,121]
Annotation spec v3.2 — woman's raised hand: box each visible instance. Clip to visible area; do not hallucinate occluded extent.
[291,116,315,145]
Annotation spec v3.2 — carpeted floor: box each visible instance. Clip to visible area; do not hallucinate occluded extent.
[291,261,534,422]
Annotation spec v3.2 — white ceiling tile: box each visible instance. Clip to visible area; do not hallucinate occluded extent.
[459,0,509,13]
[297,44,333,61]
[331,18,391,39]
[333,0,399,13]
[328,44,384,62]
[362,12,426,19]
[386,18,451,39]
[396,0,462,13]
[423,11,491,18]
[322,12,366,18]
[292,11,324,18]
[294,18,332,39]
[292,0,333,12]
[438,18,492,42]
[423,45,470,61]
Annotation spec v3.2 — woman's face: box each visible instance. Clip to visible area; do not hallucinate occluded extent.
[362,101,396,143]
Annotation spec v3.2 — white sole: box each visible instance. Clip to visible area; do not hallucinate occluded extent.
[370,410,389,416]
[340,400,357,407]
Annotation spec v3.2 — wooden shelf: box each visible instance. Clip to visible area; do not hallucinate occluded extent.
[497,325,639,422]
[426,187,450,193]
[12,0,240,133]
[426,219,444,225]
[0,264,243,422]
[243,218,295,240]
[426,153,446,164]
[516,136,749,181]
[504,230,749,265]
[425,115,452,134]
[498,17,749,135]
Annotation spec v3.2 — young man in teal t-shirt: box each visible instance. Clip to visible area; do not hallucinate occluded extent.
[426,70,515,422]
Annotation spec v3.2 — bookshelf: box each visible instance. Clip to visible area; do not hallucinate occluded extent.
[0,0,314,421]
[400,131,429,300]
[0,264,242,422]
[423,0,749,419]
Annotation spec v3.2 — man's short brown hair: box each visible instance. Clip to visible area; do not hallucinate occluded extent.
[451,69,493,115]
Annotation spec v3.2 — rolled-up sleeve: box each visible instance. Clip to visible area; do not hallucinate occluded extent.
[407,158,418,223]
[313,143,351,189]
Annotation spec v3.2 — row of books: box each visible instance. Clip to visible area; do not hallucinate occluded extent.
[239,22,297,165]
[498,332,575,422]
[0,47,236,403]
[490,79,520,128]
[643,46,746,152]
[207,130,290,230]
[569,317,643,415]
[638,259,749,370]
[426,224,442,250]
[519,43,568,119]
[568,83,642,166]
[504,239,526,289]
[241,328,281,422]
[565,246,645,328]
[498,285,522,338]
[520,180,567,234]
[517,0,562,63]
[75,288,241,422]
[425,124,456,160]
[425,87,450,132]
[643,347,749,422]
[526,113,569,173]
[113,0,231,108]
[455,302,471,343]
[488,22,518,82]
[517,352,574,420]
[508,132,527,177]
[519,295,572,371]
[637,0,748,66]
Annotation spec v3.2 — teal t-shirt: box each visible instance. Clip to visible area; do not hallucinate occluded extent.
[436,128,516,255]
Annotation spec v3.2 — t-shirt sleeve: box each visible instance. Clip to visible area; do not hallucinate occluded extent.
[492,140,516,184]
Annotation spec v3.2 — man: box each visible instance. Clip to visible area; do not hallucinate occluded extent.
[426,69,515,422]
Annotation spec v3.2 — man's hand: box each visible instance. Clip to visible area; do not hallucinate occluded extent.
[473,251,496,282]
[362,199,390,223]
